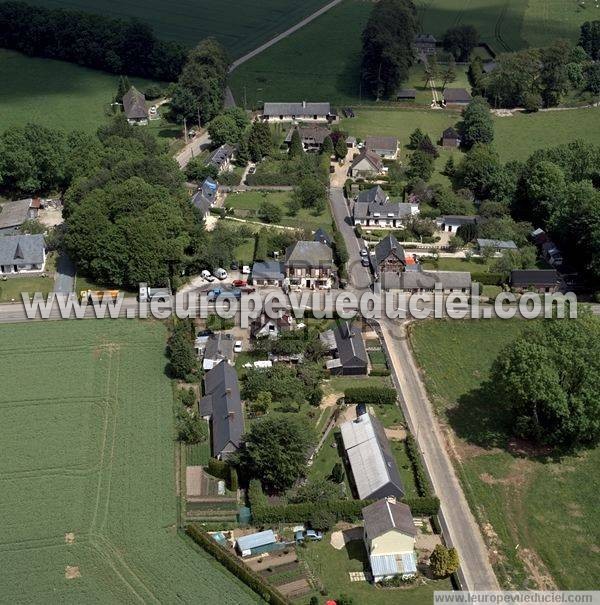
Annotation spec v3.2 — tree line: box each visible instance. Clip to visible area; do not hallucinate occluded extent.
[0,1,186,81]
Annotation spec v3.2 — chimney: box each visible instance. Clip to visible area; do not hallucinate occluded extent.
[225,388,232,395]
[386,496,397,505]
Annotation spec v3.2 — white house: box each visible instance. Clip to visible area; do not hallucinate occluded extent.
[354,202,419,229]
[0,234,46,275]
[349,151,384,178]
[363,497,418,582]
[436,215,479,233]
[262,101,332,122]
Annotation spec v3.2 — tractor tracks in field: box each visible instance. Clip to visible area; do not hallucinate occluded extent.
[494,0,512,53]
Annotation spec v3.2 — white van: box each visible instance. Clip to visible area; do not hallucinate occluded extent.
[213,268,228,280]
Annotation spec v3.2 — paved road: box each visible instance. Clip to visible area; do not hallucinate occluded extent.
[329,187,372,290]
[228,0,343,73]
[379,319,500,591]
[175,130,211,169]
[53,252,75,293]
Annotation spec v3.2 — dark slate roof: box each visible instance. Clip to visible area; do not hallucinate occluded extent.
[442,127,460,140]
[313,228,332,246]
[201,362,243,457]
[476,238,517,250]
[284,125,330,144]
[333,321,368,370]
[396,89,417,99]
[400,270,472,290]
[0,234,45,266]
[510,269,560,287]
[252,261,285,281]
[365,136,398,154]
[0,198,33,230]
[362,498,418,539]
[285,241,333,269]
[191,177,218,216]
[440,215,480,226]
[414,34,436,44]
[207,144,235,169]
[483,61,497,74]
[356,186,388,205]
[443,88,472,103]
[354,202,415,221]
[122,86,147,120]
[263,102,331,117]
[350,150,384,172]
[375,235,405,266]
[204,333,235,364]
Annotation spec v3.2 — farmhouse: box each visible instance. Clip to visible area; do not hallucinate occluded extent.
[354,201,419,229]
[396,270,472,293]
[262,101,333,122]
[476,238,518,252]
[251,260,285,287]
[374,235,407,276]
[207,144,235,172]
[396,89,417,101]
[413,33,437,56]
[201,333,235,370]
[320,320,368,375]
[441,127,461,148]
[437,215,480,233]
[284,125,330,151]
[356,185,388,205]
[349,150,384,178]
[363,497,418,582]
[199,361,244,460]
[191,178,218,218]
[510,269,561,293]
[284,241,334,289]
[0,198,40,234]
[443,88,472,106]
[122,86,148,124]
[365,136,399,160]
[340,411,405,501]
[0,234,46,275]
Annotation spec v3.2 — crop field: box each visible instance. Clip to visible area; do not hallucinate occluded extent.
[0,50,160,133]
[17,0,331,58]
[410,319,600,590]
[416,0,592,53]
[0,320,260,604]
[229,0,372,108]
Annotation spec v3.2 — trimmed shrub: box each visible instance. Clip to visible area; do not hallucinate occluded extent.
[369,368,391,377]
[207,458,229,481]
[344,386,397,405]
[248,479,268,509]
[471,272,504,286]
[186,525,291,605]
[405,434,432,497]
[402,496,440,516]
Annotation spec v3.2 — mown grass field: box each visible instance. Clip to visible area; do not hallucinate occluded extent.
[0,49,162,133]
[0,320,260,604]
[229,0,372,108]
[0,275,54,302]
[410,319,600,590]
[19,0,331,58]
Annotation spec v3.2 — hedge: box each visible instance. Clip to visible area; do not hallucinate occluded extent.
[344,386,397,405]
[207,458,229,481]
[369,368,391,377]
[251,496,439,524]
[471,272,504,286]
[248,479,268,509]
[186,525,291,605]
[405,434,432,497]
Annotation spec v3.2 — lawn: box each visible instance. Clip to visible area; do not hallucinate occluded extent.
[0,275,54,302]
[23,0,333,58]
[0,49,160,133]
[233,236,256,266]
[225,190,332,232]
[0,320,260,604]
[229,0,373,108]
[421,257,492,274]
[298,536,453,605]
[410,319,600,590]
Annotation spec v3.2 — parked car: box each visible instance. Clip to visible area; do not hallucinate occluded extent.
[361,257,370,267]
[240,286,256,294]
[230,260,239,270]
[248,166,256,175]
[360,248,368,257]
[295,529,323,543]
[213,268,228,280]
[207,288,241,302]
[233,279,247,287]
[201,270,215,282]
[234,340,243,353]
[242,265,251,275]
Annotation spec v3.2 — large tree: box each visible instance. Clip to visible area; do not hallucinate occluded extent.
[442,25,479,61]
[492,315,600,447]
[460,96,494,148]
[453,143,501,198]
[235,416,316,492]
[360,0,418,99]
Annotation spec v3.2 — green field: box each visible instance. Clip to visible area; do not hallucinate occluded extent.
[0,275,54,302]
[0,320,260,604]
[19,0,331,58]
[0,50,163,133]
[225,190,332,232]
[229,0,372,108]
[410,319,600,590]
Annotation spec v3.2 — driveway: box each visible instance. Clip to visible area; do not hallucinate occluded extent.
[175,130,211,169]
[53,252,75,294]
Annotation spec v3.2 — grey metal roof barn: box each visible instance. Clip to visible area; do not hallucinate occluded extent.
[285,241,333,269]
[340,412,405,501]
[443,88,472,104]
[199,361,243,459]
[356,186,388,205]
[0,234,45,267]
[396,89,417,100]
[122,86,148,121]
[477,238,518,250]
[236,530,276,555]
[363,498,417,540]
[365,136,398,155]
[400,270,472,291]
[263,102,331,118]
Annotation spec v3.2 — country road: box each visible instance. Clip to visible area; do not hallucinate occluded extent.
[175,130,211,169]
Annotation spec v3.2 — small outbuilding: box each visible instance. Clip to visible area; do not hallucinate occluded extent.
[441,127,461,148]
[443,88,472,105]
[510,269,561,293]
[236,530,277,558]
[396,89,417,101]
[122,86,148,125]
